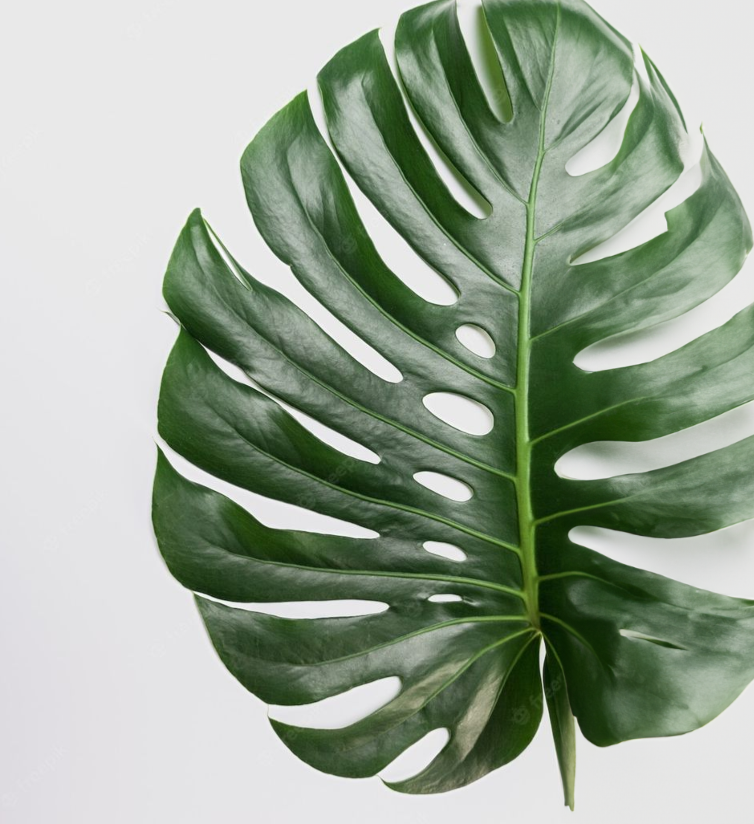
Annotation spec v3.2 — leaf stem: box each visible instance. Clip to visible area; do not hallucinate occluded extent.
[516,23,559,629]
[513,3,577,809]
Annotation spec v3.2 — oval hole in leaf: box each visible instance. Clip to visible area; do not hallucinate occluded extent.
[269,676,402,730]
[414,471,473,502]
[428,594,463,603]
[455,324,496,359]
[380,728,451,783]
[423,392,494,436]
[423,541,467,562]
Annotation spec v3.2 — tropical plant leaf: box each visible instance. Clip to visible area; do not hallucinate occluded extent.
[153,0,754,808]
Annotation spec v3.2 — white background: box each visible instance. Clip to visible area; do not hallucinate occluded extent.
[2,0,754,821]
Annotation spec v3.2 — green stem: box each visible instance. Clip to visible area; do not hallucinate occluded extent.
[516,39,557,630]
[515,203,539,628]
[513,1,576,808]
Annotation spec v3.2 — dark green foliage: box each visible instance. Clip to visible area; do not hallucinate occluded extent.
[154,0,754,806]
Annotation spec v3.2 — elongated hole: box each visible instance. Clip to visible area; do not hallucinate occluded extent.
[556,402,754,480]
[269,676,402,729]
[380,728,450,782]
[569,523,754,599]
[308,81,460,306]
[423,541,467,562]
[423,392,494,436]
[566,70,640,176]
[414,471,473,502]
[619,629,685,650]
[455,324,496,358]
[379,25,492,219]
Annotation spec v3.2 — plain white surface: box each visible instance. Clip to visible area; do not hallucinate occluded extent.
[2,0,754,821]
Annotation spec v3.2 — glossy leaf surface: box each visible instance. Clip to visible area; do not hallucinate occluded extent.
[153,0,754,807]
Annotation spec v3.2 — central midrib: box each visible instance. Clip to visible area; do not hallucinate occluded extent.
[515,5,561,630]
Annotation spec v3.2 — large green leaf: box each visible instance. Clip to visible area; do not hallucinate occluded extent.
[153,0,754,807]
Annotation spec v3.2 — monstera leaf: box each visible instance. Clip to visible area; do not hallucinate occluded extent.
[153,0,754,808]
